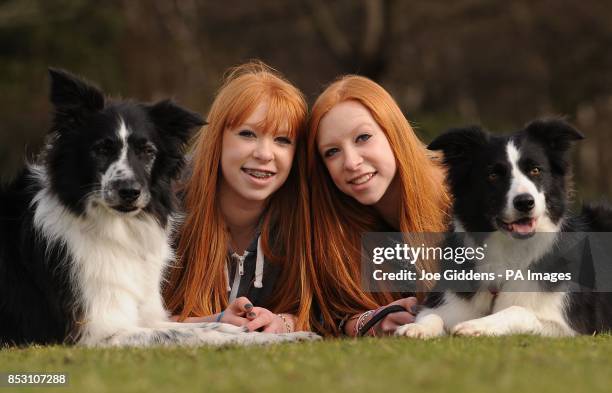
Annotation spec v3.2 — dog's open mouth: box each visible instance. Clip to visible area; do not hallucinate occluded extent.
[497,217,537,239]
[112,205,140,213]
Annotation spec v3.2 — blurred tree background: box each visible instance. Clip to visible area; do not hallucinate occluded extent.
[1,0,610,202]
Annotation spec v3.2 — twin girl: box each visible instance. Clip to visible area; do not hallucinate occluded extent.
[164,61,451,337]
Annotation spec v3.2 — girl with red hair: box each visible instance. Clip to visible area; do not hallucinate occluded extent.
[307,75,451,336]
[164,61,312,333]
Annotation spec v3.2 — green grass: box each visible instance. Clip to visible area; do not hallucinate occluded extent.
[2,335,612,393]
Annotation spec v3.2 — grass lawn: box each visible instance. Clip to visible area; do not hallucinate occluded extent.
[2,335,611,393]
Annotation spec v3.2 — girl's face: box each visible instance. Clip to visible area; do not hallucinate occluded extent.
[317,100,397,206]
[220,102,296,204]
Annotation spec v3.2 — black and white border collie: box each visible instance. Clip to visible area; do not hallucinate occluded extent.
[0,69,316,347]
[396,119,612,338]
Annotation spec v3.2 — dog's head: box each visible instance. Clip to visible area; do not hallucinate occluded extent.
[45,69,204,221]
[428,119,584,238]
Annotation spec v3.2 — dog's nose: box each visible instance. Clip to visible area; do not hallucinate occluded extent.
[116,181,142,203]
[513,193,535,212]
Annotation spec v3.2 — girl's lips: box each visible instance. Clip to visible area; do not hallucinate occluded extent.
[347,172,377,191]
[242,167,276,177]
[348,172,376,185]
[241,168,276,185]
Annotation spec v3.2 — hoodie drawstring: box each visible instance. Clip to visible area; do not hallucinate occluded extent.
[254,235,264,288]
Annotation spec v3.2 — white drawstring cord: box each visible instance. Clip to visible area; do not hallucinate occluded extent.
[254,235,264,288]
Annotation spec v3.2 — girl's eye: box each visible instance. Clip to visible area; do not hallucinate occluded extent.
[238,130,256,138]
[274,136,293,145]
[323,148,339,158]
[356,133,372,143]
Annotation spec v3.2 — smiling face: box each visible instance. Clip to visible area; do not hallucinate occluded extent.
[316,100,397,206]
[46,70,202,222]
[219,102,296,205]
[428,120,584,239]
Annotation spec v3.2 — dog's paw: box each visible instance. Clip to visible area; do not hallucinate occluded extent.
[394,323,439,339]
[451,320,500,337]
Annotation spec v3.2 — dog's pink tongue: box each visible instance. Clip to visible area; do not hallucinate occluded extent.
[510,219,535,234]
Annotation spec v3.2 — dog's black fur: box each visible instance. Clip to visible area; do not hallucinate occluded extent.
[0,69,205,345]
[396,119,612,337]
[0,70,318,347]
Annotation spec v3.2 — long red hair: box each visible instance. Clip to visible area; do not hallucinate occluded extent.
[164,61,312,330]
[306,75,451,335]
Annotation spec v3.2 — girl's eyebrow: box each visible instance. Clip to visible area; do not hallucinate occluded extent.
[317,120,376,149]
[238,122,258,129]
[239,122,291,135]
[318,141,335,151]
[353,122,375,132]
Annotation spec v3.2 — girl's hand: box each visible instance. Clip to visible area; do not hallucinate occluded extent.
[343,297,418,336]
[170,296,255,327]
[244,307,296,333]
[373,297,418,336]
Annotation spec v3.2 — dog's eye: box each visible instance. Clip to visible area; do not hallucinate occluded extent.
[92,140,114,156]
[488,173,498,182]
[529,167,541,177]
[140,145,157,157]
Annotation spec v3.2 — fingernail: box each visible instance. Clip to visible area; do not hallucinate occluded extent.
[245,303,253,310]
[409,305,419,314]
[247,312,256,318]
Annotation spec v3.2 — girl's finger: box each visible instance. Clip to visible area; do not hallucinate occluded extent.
[245,313,273,332]
[395,297,418,314]
[246,306,266,320]
[387,311,415,326]
[223,315,249,326]
[229,297,253,315]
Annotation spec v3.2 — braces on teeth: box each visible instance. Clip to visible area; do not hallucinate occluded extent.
[244,169,274,178]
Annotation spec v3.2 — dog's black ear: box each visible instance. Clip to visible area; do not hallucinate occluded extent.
[525,119,584,175]
[524,118,584,152]
[428,126,488,164]
[148,99,205,146]
[147,100,205,179]
[48,68,105,112]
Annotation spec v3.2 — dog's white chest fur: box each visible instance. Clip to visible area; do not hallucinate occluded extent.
[32,183,172,343]
[27,167,318,347]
